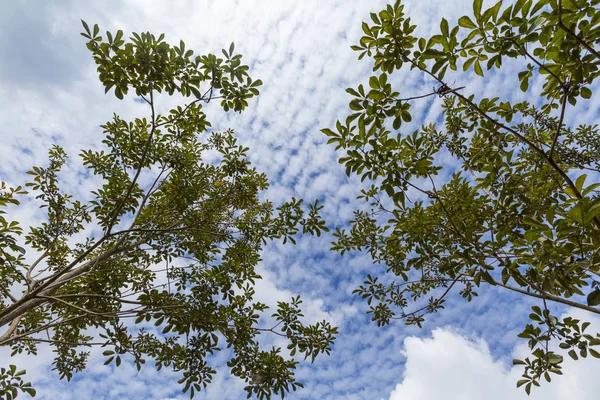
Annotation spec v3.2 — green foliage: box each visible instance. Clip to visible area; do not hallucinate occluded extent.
[327,0,600,393]
[0,22,335,399]
[0,365,35,399]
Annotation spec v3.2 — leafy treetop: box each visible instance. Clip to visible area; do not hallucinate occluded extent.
[324,0,600,394]
[0,21,335,400]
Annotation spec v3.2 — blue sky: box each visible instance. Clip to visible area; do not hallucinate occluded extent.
[2,1,600,399]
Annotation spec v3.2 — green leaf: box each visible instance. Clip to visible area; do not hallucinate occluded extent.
[587,290,600,306]
[346,87,360,97]
[81,20,91,35]
[489,0,503,20]
[581,87,592,99]
[586,203,600,223]
[362,22,372,36]
[369,76,380,90]
[582,183,600,196]
[575,174,587,192]
[114,87,124,100]
[463,57,476,71]
[568,203,584,224]
[547,353,563,365]
[458,16,477,29]
[568,349,578,360]
[321,128,337,137]
[474,60,483,76]
[440,18,449,37]
[379,73,388,87]
[516,379,529,388]
[473,0,483,19]
[480,270,496,285]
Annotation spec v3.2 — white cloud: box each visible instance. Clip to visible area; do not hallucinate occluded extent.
[389,310,600,400]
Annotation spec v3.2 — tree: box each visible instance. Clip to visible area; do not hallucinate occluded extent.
[324,0,600,393]
[0,21,335,399]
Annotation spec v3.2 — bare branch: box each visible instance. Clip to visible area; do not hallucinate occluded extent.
[0,315,21,343]
[495,279,600,316]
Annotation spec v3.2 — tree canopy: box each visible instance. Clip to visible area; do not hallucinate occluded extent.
[324,0,600,393]
[0,21,335,399]
[3,0,600,398]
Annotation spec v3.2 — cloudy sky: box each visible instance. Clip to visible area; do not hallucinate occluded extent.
[1,0,600,399]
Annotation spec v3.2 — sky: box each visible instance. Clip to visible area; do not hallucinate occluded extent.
[1,0,600,399]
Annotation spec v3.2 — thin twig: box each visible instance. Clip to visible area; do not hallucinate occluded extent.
[549,92,568,159]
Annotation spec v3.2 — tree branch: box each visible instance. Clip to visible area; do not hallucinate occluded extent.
[0,244,129,328]
[105,87,157,236]
[549,93,568,159]
[0,315,21,343]
[494,279,600,316]
[392,275,463,320]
